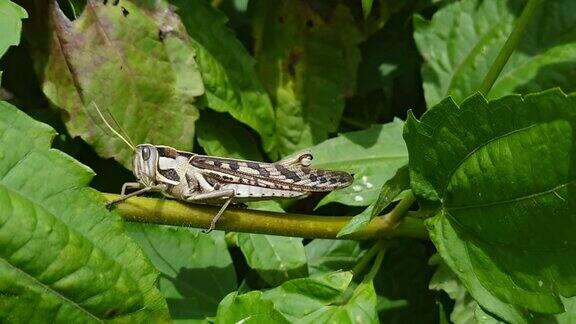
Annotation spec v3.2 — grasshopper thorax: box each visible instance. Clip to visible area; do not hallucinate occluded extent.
[133,144,159,187]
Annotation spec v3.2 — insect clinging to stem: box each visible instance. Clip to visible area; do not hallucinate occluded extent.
[88,102,353,233]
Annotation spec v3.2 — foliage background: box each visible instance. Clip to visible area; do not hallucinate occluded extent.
[0,0,575,322]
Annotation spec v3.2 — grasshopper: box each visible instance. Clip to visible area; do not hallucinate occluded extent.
[91,103,353,233]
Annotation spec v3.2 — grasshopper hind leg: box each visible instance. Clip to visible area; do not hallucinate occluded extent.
[203,197,233,234]
[185,189,236,233]
[278,151,313,167]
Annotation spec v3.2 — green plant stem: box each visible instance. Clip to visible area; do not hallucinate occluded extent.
[385,191,416,225]
[479,0,543,95]
[103,193,428,240]
[352,240,388,279]
[407,209,437,219]
[363,248,386,283]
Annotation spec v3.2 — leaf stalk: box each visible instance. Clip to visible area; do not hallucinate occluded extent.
[479,0,543,95]
[363,248,386,283]
[352,240,388,279]
[385,191,416,225]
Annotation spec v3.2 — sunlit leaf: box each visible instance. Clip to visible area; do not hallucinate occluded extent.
[555,297,576,323]
[299,280,378,323]
[306,239,364,276]
[237,233,308,286]
[337,206,376,238]
[169,0,277,157]
[37,0,202,167]
[262,271,353,321]
[429,255,480,324]
[0,1,26,59]
[362,0,374,19]
[252,0,364,157]
[215,291,289,323]
[338,165,410,236]
[375,240,437,323]
[125,224,236,323]
[371,166,410,216]
[415,0,576,106]
[311,119,408,208]
[196,109,264,161]
[405,90,576,316]
[215,271,362,323]
[0,101,168,321]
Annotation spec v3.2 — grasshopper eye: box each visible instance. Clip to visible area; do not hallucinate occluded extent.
[142,146,151,161]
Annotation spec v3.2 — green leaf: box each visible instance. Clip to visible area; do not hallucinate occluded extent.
[305,239,364,275]
[474,307,505,324]
[0,101,168,321]
[299,280,379,323]
[125,224,237,323]
[219,270,373,323]
[215,291,289,323]
[371,165,410,217]
[429,255,480,324]
[247,200,285,213]
[262,271,353,321]
[430,254,551,323]
[337,165,410,236]
[555,296,576,323]
[66,0,85,19]
[312,119,408,208]
[237,233,308,286]
[39,1,202,166]
[356,17,417,95]
[224,189,305,289]
[0,1,27,59]
[362,0,374,19]
[216,271,374,323]
[196,109,264,161]
[415,0,576,107]
[414,0,518,106]
[252,1,364,157]
[404,90,576,315]
[337,205,376,238]
[374,240,437,323]
[169,0,277,157]
[427,216,532,323]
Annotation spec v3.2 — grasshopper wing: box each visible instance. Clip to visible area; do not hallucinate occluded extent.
[191,155,353,192]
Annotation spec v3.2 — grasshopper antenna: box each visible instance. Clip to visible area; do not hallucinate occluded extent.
[87,101,136,151]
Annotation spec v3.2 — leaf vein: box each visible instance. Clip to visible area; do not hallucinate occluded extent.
[446,181,572,211]
[441,122,539,199]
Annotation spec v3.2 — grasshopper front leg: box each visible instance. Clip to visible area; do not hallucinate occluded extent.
[121,182,142,196]
[186,189,235,233]
[107,183,166,208]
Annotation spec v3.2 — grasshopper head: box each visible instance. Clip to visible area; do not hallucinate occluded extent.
[133,144,159,187]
